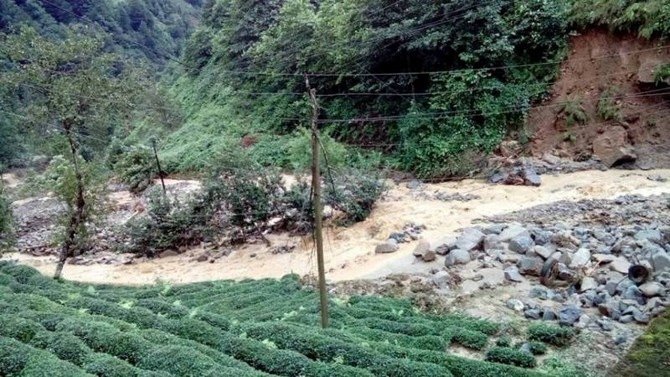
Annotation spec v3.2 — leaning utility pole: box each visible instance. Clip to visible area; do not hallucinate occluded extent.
[306,76,328,328]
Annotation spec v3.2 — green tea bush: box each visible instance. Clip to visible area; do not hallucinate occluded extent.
[136,299,189,319]
[0,262,42,284]
[0,336,89,377]
[528,341,547,355]
[485,346,537,368]
[0,315,45,343]
[496,336,512,347]
[242,322,455,377]
[84,352,153,377]
[29,331,93,366]
[450,328,489,350]
[136,345,248,377]
[527,323,575,347]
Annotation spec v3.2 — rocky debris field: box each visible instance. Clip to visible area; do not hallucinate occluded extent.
[381,193,670,348]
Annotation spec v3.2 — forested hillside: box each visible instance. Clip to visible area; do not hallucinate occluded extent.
[1,0,669,178]
[0,0,201,65]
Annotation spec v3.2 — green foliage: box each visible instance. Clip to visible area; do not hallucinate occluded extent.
[450,328,489,350]
[557,97,588,127]
[170,0,569,179]
[527,322,576,347]
[570,0,670,39]
[0,185,14,251]
[527,341,547,355]
[496,336,512,348]
[654,63,670,83]
[485,346,537,368]
[112,145,157,194]
[596,87,623,122]
[611,308,670,377]
[29,331,93,366]
[0,263,557,377]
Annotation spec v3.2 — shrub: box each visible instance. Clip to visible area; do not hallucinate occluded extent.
[0,262,42,284]
[136,345,241,377]
[0,189,14,251]
[0,336,31,376]
[0,315,44,343]
[596,87,622,122]
[496,336,512,347]
[84,352,145,377]
[29,331,93,366]
[527,323,575,347]
[527,341,547,355]
[485,346,537,368]
[324,169,386,225]
[557,96,587,127]
[136,298,189,319]
[450,328,489,350]
[113,145,157,194]
[20,355,90,377]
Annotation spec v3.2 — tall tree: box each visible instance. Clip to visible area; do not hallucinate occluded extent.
[0,26,139,278]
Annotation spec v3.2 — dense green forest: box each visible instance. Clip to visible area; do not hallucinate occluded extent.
[1,0,669,178]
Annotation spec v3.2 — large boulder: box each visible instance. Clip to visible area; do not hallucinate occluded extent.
[445,249,471,266]
[592,126,636,167]
[454,228,485,252]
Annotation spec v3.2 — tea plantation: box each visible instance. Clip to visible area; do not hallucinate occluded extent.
[0,261,581,376]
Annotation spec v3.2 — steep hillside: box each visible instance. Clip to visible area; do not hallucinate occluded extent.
[527,29,670,169]
[0,0,201,67]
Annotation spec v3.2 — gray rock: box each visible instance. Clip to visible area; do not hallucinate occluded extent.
[432,270,451,290]
[599,302,622,320]
[614,334,627,345]
[640,240,666,258]
[624,286,646,305]
[387,235,402,244]
[506,298,525,312]
[542,308,557,321]
[579,277,598,292]
[499,225,530,243]
[533,245,553,260]
[519,343,533,355]
[598,319,614,332]
[504,267,525,283]
[375,242,399,254]
[634,311,650,324]
[412,240,431,257]
[406,180,422,190]
[529,228,552,246]
[454,228,485,252]
[639,282,664,297]
[509,235,534,254]
[421,250,437,262]
[524,167,542,186]
[576,314,591,329]
[445,249,471,266]
[634,229,663,245]
[593,229,616,246]
[524,309,541,320]
[529,287,548,300]
[558,305,583,326]
[651,252,670,273]
[483,224,505,235]
[518,257,543,276]
[483,234,503,253]
[478,268,505,287]
[610,257,632,274]
[619,314,635,324]
[569,248,591,269]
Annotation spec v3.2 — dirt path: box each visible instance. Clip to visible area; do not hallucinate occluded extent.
[6,169,670,285]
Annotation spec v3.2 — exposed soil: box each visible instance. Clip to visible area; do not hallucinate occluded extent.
[527,29,670,167]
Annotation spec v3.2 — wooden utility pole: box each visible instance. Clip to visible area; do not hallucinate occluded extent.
[306,76,328,328]
[150,137,166,196]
